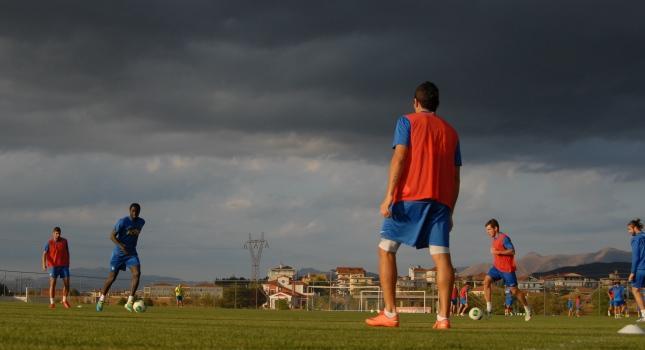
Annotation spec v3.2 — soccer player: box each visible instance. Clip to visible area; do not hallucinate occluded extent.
[504,288,513,316]
[607,288,614,317]
[483,219,532,321]
[451,284,459,315]
[575,295,582,317]
[41,227,71,309]
[610,281,625,318]
[627,218,645,322]
[458,284,470,316]
[365,82,461,330]
[96,203,145,312]
[566,297,574,318]
[175,283,184,307]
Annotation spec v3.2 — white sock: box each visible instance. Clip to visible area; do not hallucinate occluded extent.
[524,306,530,313]
[437,315,448,321]
[486,302,492,312]
[50,298,54,304]
[641,310,645,318]
[99,294,105,302]
[384,309,397,318]
[62,296,67,302]
[127,295,135,304]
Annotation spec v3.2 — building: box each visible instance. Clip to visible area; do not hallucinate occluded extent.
[542,273,598,290]
[267,264,296,281]
[518,276,544,293]
[408,265,437,284]
[335,267,375,295]
[262,272,312,309]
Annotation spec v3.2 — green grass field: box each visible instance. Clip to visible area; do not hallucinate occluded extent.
[0,302,643,350]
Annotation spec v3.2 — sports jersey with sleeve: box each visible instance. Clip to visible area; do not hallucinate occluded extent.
[391,112,461,209]
[611,285,625,301]
[451,286,458,299]
[112,216,145,257]
[43,238,70,267]
[492,233,516,273]
[175,286,184,297]
[631,232,645,274]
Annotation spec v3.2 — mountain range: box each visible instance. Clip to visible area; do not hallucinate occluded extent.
[458,247,631,277]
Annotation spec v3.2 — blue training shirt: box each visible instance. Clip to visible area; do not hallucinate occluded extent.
[112,216,145,257]
[631,232,645,273]
[612,285,625,301]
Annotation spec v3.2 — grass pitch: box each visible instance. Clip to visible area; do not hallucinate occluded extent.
[0,302,643,349]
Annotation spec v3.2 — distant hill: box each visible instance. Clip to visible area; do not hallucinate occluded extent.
[459,247,631,276]
[532,262,631,279]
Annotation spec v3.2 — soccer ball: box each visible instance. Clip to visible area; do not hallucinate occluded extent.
[469,307,483,320]
[133,300,146,313]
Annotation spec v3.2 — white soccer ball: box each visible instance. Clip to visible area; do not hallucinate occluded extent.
[469,307,483,320]
[133,300,146,313]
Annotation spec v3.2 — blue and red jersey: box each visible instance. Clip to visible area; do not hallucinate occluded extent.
[43,238,70,268]
[492,233,516,273]
[391,112,461,210]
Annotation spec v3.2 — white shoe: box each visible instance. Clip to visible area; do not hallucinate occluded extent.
[524,309,532,322]
[636,317,645,323]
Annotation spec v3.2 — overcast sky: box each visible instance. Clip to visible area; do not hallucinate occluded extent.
[1,1,644,280]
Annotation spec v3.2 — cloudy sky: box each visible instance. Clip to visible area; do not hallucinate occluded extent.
[1,1,644,280]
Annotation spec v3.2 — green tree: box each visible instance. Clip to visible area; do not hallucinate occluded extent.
[275,299,290,310]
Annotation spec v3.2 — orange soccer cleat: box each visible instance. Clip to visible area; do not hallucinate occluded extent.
[432,319,451,330]
[62,300,71,309]
[48,303,55,309]
[365,311,399,327]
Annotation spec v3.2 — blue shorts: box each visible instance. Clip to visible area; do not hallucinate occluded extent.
[505,300,513,307]
[451,298,458,305]
[110,254,140,272]
[48,266,70,279]
[632,270,645,289]
[488,267,518,287]
[613,300,625,307]
[380,200,451,249]
[176,295,183,301]
[460,297,468,305]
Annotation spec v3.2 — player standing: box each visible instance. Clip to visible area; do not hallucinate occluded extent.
[451,284,459,315]
[483,219,532,321]
[175,283,185,307]
[365,82,461,330]
[41,227,71,309]
[610,281,625,318]
[607,288,614,317]
[504,288,513,316]
[627,218,645,322]
[96,203,145,312]
[566,297,574,318]
[457,283,470,316]
[575,295,582,317]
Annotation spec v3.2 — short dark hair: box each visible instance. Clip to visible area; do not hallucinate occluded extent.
[130,203,141,212]
[53,227,61,233]
[414,81,440,111]
[629,218,643,230]
[485,219,500,229]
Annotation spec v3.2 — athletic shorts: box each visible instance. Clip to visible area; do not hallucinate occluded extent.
[48,266,70,279]
[110,254,140,272]
[176,295,183,301]
[380,200,451,249]
[460,297,468,305]
[488,266,518,287]
[451,298,458,305]
[613,300,625,307]
[505,300,513,307]
[632,270,645,289]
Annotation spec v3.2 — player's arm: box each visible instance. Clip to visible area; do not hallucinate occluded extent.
[629,239,639,281]
[41,251,47,271]
[380,145,408,218]
[110,229,129,255]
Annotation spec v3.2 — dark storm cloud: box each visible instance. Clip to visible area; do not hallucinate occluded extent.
[1,1,644,171]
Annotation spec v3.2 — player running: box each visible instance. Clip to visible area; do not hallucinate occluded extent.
[483,219,532,321]
[96,203,145,312]
[627,218,645,322]
[457,283,470,316]
[41,227,71,309]
[504,288,514,316]
[175,283,185,307]
[365,82,461,330]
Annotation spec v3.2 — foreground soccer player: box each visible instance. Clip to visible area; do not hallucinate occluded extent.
[41,227,71,309]
[627,218,645,322]
[365,82,461,330]
[482,219,532,321]
[96,203,145,312]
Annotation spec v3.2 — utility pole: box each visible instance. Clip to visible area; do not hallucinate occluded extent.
[244,232,268,308]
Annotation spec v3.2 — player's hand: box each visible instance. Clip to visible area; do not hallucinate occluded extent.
[380,196,393,218]
[42,265,46,271]
[628,273,634,282]
[490,248,497,255]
